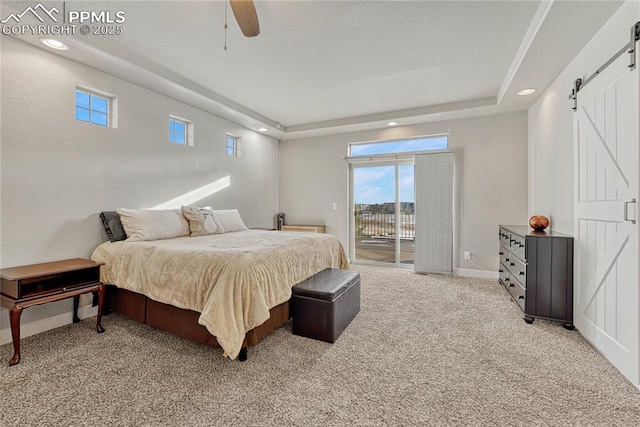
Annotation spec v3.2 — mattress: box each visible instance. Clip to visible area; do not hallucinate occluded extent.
[91,230,348,359]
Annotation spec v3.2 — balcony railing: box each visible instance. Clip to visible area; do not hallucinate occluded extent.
[355,212,415,239]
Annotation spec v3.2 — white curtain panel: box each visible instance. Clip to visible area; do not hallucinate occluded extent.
[414,152,454,274]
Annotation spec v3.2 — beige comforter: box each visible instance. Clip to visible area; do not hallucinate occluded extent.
[91,230,349,359]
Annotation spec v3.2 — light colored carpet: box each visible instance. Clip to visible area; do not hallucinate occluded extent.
[1,265,639,426]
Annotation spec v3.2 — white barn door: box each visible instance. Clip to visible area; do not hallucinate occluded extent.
[574,50,639,387]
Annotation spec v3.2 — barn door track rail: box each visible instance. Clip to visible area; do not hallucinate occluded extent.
[570,21,640,111]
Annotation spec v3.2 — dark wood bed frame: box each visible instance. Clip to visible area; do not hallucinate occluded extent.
[104,284,290,361]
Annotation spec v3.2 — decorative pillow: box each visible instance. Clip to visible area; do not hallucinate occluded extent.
[181,205,225,236]
[116,208,190,242]
[100,211,127,242]
[212,209,248,233]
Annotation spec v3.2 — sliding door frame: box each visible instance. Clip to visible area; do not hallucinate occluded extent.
[349,159,414,268]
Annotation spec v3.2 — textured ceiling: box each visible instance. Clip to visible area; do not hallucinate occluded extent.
[118,1,542,125]
[0,0,626,138]
[86,0,539,126]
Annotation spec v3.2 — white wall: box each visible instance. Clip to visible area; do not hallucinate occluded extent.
[279,112,528,274]
[528,0,640,234]
[0,37,279,343]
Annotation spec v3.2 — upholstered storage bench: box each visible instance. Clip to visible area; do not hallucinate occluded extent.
[291,268,360,343]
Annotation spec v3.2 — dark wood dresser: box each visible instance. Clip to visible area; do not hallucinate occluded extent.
[498,225,574,329]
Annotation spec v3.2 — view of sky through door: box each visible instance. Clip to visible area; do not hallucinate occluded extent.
[354,165,398,264]
[350,135,446,265]
[352,163,415,265]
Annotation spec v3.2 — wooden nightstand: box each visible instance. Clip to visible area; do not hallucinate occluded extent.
[282,225,326,233]
[0,258,105,366]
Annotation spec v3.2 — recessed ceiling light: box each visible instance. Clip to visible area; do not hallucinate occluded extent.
[40,38,68,50]
[258,127,268,132]
[387,121,399,126]
[517,88,536,96]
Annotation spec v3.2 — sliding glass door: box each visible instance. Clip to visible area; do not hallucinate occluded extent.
[351,161,415,266]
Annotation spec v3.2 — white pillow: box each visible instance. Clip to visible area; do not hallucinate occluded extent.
[212,209,248,233]
[116,208,190,242]
[181,206,225,236]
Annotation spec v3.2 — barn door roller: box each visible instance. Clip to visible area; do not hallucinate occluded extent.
[570,21,640,111]
[630,21,640,70]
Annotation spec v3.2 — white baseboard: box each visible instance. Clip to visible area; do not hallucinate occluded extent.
[453,268,499,279]
[0,305,98,346]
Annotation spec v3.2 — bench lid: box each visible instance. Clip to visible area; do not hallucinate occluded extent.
[292,268,360,301]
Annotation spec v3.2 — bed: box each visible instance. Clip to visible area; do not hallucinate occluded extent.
[91,229,349,359]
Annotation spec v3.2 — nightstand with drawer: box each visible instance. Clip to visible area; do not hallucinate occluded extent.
[0,258,105,365]
[498,225,574,329]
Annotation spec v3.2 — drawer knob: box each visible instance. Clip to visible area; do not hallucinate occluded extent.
[518,295,525,300]
[505,258,510,262]
[499,269,504,273]
[509,284,514,288]
[499,251,503,255]
[510,262,515,266]
[519,271,524,275]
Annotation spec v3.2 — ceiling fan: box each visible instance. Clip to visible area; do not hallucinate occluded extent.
[229,0,260,37]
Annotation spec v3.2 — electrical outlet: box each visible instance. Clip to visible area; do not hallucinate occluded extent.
[464,251,471,260]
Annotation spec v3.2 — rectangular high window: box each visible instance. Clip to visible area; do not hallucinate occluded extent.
[349,134,449,157]
[170,118,186,144]
[226,134,241,157]
[169,116,194,146]
[75,89,111,127]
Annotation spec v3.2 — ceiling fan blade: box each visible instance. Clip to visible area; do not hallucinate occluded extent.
[229,0,260,37]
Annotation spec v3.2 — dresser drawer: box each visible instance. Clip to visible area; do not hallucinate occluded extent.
[500,268,526,312]
[498,246,508,259]
[506,255,526,286]
[498,263,510,286]
[510,234,526,259]
[499,250,515,267]
[498,247,513,266]
[499,229,510,248]
[508,279,526,312]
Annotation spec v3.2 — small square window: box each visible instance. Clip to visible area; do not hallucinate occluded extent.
[75,89,112,127]
[226,134,241,157]
[170,116,193,146]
